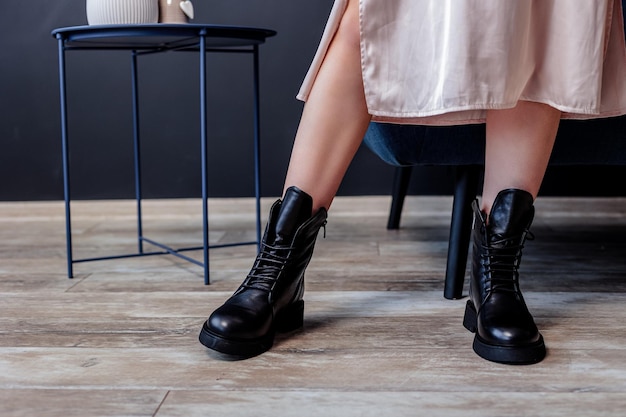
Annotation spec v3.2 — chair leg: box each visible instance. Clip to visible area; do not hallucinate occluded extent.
[387,166,413,230]
[444,166,481,300]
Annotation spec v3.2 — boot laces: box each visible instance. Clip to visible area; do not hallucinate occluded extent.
[241,241,295,292]
[239,220,325,293]
[482,230,534,295]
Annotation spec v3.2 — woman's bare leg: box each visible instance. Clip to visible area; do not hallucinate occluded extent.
[283,0,371,212]
[482,101,561,214]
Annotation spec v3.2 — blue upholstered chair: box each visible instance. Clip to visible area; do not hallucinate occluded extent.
[364,115,626,300]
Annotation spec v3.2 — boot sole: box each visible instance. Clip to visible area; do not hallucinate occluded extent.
[199,300,305,358]
[463,300,546,365]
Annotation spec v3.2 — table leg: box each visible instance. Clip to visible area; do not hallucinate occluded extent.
[252,45,262,250]
[200,31,210,285]
[57,36,74,279]
[131,50,145,254]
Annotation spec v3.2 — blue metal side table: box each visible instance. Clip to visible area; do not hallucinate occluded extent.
[52,24,277,284]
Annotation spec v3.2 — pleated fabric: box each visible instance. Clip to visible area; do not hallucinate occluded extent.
[297,0,626,125]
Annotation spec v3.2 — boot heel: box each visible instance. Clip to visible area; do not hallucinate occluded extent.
[463,300,478,333]
[275,299,304,333]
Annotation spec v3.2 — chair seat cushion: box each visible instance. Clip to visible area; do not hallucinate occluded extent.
[364,115,626,167]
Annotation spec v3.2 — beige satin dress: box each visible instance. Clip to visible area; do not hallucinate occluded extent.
[297,0,626,125]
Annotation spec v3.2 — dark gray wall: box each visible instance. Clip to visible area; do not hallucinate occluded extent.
[0,1,623,201]
[0,0,400,201]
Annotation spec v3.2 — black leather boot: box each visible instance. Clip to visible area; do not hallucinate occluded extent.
[463,189,546,364]
[199,186,327,357]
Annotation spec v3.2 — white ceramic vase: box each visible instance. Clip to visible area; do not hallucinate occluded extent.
[86,0,159,25]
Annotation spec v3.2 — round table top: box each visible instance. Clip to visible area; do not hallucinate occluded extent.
[52,24,277,50]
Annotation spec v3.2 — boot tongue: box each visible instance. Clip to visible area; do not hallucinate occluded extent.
[274,186,313,244]
[488,189,534,239]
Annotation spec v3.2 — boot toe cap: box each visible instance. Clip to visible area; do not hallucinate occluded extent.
[479,322,541,346]
[207,304,272,340]
[478,306,541,346]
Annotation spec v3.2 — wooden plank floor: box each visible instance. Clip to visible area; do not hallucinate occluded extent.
[1,196,625,416]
